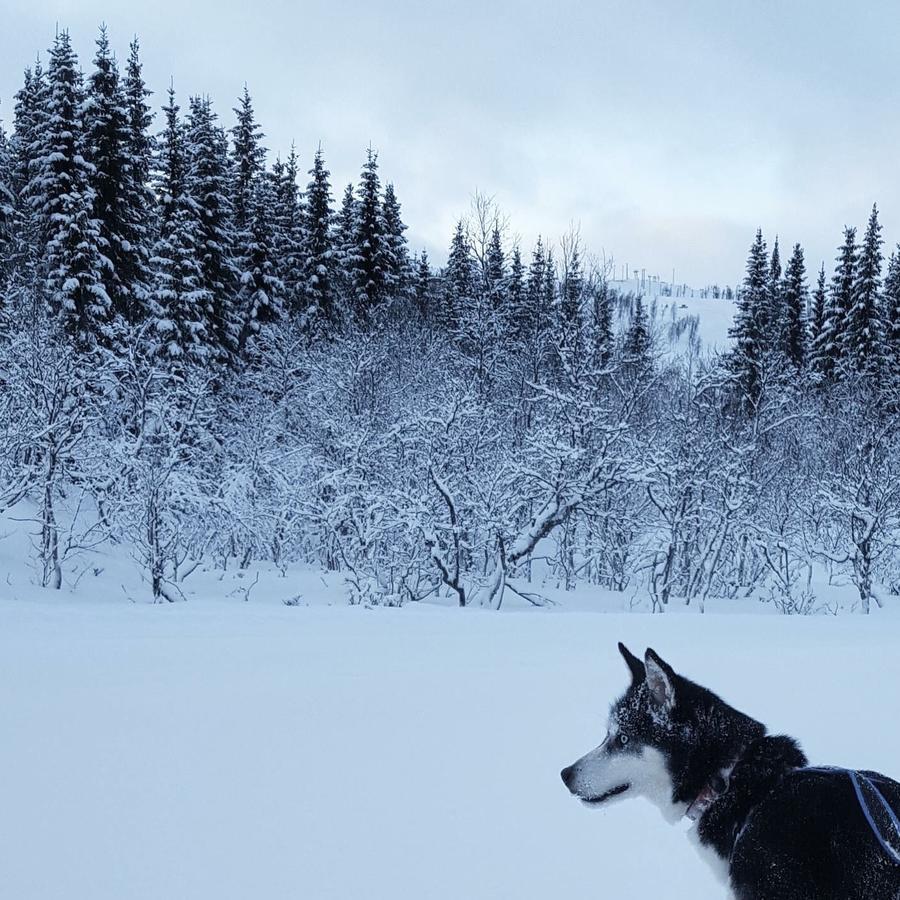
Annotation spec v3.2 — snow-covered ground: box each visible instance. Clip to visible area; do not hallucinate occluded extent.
[0,287,891,899]
[609,275,737,351]
[2,588,899,899]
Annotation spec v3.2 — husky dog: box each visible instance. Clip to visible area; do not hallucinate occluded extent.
[560,644,900,900]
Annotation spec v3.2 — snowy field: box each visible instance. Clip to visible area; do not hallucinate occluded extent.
[608,275,737,350]
[2,591,899,900]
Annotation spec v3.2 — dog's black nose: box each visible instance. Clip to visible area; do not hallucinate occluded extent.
[561,765,576,788]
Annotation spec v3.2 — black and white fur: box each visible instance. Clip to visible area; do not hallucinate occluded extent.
[560,644,900,900]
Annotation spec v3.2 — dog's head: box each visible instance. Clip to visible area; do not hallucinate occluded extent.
[560,643,687,822]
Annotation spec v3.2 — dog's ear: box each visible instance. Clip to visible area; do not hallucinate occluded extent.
[644,648,676,709]
[618,642,645,684]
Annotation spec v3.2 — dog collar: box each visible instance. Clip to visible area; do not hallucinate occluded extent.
[686,771,730,822]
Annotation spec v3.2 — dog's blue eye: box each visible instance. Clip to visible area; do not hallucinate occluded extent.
[618,734,629,746]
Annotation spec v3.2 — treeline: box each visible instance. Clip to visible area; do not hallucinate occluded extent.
[0,29,623,361]
[0,28,419,355]
[729,209,900,404]
[1,29,899,613]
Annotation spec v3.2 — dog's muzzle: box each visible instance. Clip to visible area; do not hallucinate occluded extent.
[561,765,630,804]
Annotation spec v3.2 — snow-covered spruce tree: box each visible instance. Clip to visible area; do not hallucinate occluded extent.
[509,236,553,383]
[124,39,155,196]
[236,173,285,353]
[728,229,768,405]
[558,230,584,354]
[382,182,410,299]
[592,276,614,368]
[334,182,359,298]
[519,237,546,337]
[83,26,153,322]
[780,242,807,368]
[301,145,338,331]
[271,147,304,318]
[543,247,557,330]
[33,31,112,346]
[624,294,651,362]
[230,85,265,237]
[149,87,210,364]
[149,196,211,365]
[0,122,16,280]
[413,249,432,318]
[441,219,475,332]
[351,148,390,321]
[484,223,506,310]
[883,248,900,374]
[508,244,524,318]
[122,36,156,313]
[808,263,827,364]
[817,226,858,380]
[155,88,185,227]
[185,96,238,361]
[845,204,884,378]
[10,61,47,265]
[765,235,781,338]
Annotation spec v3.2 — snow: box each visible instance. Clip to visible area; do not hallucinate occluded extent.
[609,275,737,350]
[657,294,737,349]
[1,581,898,899]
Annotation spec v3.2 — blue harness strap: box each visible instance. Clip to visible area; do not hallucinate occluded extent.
[802,766,900,865]
[848,771,900,866]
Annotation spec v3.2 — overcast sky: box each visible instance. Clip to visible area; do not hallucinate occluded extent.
[3,0,899,286]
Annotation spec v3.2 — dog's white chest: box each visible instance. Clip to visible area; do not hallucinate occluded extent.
[686,824,733,895]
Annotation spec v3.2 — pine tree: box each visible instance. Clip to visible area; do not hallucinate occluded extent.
[351,148,389,321]
[381,182,410,298]
[237,174,284,352]
[186,96,238,360]
[729,229,768,402]
[230,86,265,235]
[301,145,337,330]
[780,243,807,368]
[84,26,152,321]
[845,204,884,376]
[883,248,900,374]
[33,31,111,345]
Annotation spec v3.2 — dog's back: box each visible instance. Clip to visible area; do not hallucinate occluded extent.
[729,767,900,900]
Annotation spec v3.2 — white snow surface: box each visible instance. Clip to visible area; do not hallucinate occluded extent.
[2,588,899,899]
[609,275,737,350]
